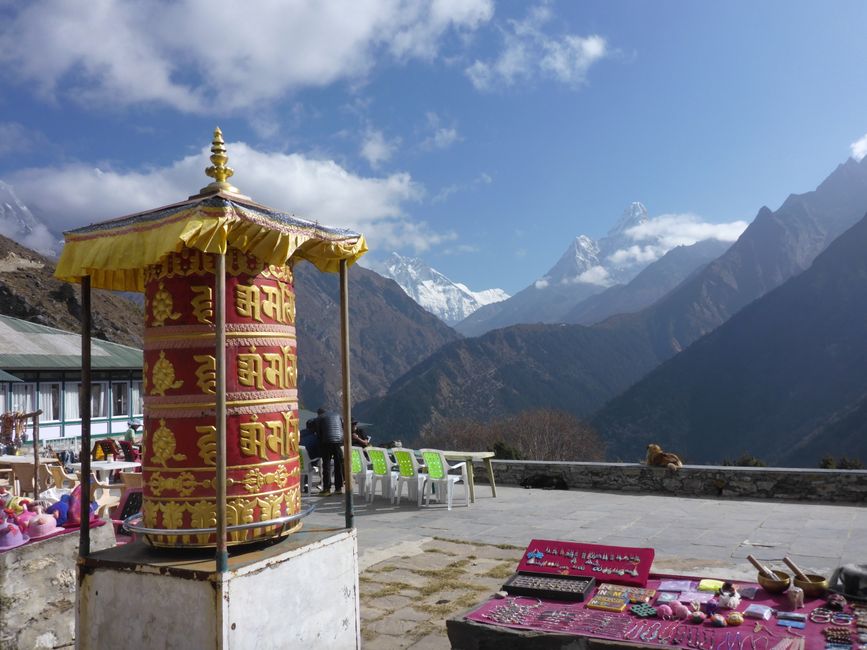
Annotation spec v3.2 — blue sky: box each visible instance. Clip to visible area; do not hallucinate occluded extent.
[1,1,866,294]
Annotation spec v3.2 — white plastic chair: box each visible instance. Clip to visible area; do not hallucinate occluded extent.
[392,448,426,507]
[350,447,373,499]
[419,449,468,510]
[366,447,399,502]
[299,446,322,494]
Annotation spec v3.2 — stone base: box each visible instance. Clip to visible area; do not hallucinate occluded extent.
[77,527,359,650]
[0,524,115,650]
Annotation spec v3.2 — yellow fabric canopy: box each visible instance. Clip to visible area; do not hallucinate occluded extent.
[54,192,367,292]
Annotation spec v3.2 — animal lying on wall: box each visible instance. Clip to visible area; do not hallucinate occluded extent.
[646,443,684,471]
[520,474,569,490]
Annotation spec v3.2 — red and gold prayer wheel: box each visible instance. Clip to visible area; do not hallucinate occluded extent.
[141,246,301,547]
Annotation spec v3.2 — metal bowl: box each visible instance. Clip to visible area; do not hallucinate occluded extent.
[793,573,828,598]
[757,570,791,594]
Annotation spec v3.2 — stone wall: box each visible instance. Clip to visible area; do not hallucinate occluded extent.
[472,460,867,503]
[0,524,115,650]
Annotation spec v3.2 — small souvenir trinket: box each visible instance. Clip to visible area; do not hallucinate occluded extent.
[688,611,707,624]
[786,584,804,610]
[630,603,657,618]
[656,604,673,620]
[709,613,727,627]
[705,599,719,616]
[743,604,773,620]
[718,582,741,609]
[672,602,691,620]
[726,612,744,626]
[826,592,847,611]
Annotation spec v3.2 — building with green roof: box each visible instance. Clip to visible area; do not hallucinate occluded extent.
[0,314,143,445]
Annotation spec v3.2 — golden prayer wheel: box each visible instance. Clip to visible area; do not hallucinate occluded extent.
[55,128,367,553]
[141,247,301,547]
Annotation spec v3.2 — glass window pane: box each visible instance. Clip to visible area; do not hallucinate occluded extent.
[131,381,143,416]
[11,383,36,412]
[112,382,129,417]
[39,382,61,421]
[64,382,80,421]
[91,383,107,418]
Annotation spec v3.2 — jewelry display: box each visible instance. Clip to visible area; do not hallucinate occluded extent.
[517,539,654,586]
[502,573,595,601]
[469,540,858,650]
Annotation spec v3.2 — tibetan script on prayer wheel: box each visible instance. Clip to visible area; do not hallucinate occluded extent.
[141,247,301,547]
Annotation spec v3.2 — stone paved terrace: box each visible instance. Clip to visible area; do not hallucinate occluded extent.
[302,484,867,649]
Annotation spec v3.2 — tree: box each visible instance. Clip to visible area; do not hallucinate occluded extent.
[420,409,605,462]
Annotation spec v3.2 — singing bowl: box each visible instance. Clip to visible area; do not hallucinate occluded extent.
[757,570,791,594]
[793,573,828,597]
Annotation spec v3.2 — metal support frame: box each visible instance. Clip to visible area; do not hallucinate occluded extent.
[339,260,353,529]
[79,275,92,558]
[215,252,229,571]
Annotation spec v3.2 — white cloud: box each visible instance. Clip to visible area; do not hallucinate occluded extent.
[605,213,748,267]
[851,133,867,161]
[0,122,41,157]
[0,0,494,113]
[575,265,611,286]
[6,141,448,253]
[625,214,747,248]
[534,278,549,289]
[465,4,606,91]
[360,128,399,168]
[421,112,462,151]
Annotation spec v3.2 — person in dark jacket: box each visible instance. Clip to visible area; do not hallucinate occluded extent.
[300,418,321,461]
[315,407,344,496]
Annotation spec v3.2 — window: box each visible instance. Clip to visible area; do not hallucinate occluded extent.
[131,380,144,416]
[64,382,80,421]
[39,382,61,421]
[112,382,129,417]
[0,386,7,413]
[91,382,108,418]
[11,383,36,413]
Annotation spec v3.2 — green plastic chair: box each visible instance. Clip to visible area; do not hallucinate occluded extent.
[366,447,398,502]
[350,447,372,499]
[419,449,468,510]
[392,448,426,507]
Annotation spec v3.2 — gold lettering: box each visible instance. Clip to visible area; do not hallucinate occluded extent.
[191,285,214,324]
[260,284,283,322]
[196,425,217,466]
[239,415,268,460]
[262,351,285,389]
[237,346,264,390]
[235,284,262,322]
[194,354,216,394]
[280,283,295,324]
[265,417,286,456]
[285,346,297,388]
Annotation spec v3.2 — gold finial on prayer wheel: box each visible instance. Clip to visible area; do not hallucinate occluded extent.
[196,127,246,197]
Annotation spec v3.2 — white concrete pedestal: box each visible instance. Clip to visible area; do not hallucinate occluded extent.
[77,527,360,650]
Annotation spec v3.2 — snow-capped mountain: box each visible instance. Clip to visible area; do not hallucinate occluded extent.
[541,202,649,287]
[0,180,60,257]
[372,252,509,325]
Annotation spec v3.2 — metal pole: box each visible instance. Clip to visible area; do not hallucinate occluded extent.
[339,260,353,529]
[215,252,228,572]
[32,411,41,495]
[79,275,92,558]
